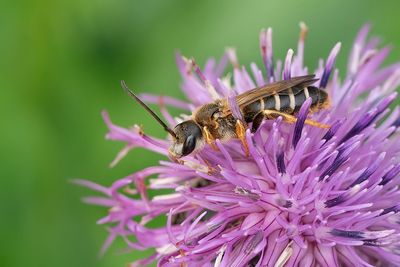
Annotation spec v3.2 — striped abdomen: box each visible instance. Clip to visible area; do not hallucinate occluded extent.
[242,86,329,123]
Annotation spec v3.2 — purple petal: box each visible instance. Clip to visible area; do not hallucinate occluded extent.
[260,28,274,81]
[283,49,294,80]
[292,97,312,148]
[228,94,244,121]
[320,42,341,88]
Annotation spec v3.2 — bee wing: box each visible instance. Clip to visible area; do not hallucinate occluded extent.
[221,75,318,115]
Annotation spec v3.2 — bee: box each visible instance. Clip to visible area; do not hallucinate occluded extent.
[121,74,330,158]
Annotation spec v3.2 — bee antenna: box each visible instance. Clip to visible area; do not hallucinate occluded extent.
[121,80,177,139]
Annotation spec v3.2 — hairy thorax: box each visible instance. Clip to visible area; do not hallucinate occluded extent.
[194,102,237,141]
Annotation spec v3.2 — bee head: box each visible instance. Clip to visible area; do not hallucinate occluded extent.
[119,81,205,158]
[169,120,204,158]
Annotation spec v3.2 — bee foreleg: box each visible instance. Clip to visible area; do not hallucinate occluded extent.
[235,120,250,156]
[203,126,218,151]
[262,110,330,129]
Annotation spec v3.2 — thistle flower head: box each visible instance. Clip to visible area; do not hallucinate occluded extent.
[78,23,400,266]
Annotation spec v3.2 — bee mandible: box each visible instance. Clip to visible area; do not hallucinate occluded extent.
[121,75,330,158]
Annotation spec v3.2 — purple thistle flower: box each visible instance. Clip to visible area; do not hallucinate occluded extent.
[77,23,400,266]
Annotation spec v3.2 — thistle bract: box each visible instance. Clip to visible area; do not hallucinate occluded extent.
[78,24,400,266]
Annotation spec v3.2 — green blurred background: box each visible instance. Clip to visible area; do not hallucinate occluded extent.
[1,0,400,266]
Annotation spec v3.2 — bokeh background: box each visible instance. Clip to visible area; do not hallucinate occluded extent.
[1,0,400,266]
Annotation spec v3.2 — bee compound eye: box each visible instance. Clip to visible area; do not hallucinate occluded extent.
[182,135,196,156]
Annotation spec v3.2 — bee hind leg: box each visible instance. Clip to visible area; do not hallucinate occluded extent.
[251,110,292,133]
[251,112,266,133]
[235,120,250,157]
[263,110,330,129]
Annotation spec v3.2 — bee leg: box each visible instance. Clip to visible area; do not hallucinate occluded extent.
[303,118,330,128]
[251,112,266,133]
[168,151,183,164]
[203,126,218,151]
[235,120,250,156]
[263,110,330,129]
